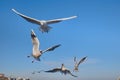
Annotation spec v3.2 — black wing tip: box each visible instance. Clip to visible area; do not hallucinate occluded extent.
[56,44,61,47]
[74,57,77,62]
[44,71,51,72]
[84,56,88,59]
[69,71,78,77]
[73,75,78,77]
[70,72,78,77]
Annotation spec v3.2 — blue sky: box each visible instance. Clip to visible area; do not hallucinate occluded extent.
[0,0,120,80]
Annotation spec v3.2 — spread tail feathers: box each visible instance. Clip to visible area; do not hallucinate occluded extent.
[40,26,52,33]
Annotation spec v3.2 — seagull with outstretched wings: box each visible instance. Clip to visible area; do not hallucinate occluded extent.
[45,64,77,77]
[74,56,87,71]
[32,70,44,74]
[12,9,77,33]
[28,29,61,63]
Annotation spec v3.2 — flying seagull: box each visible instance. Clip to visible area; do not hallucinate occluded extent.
[44,64,77,77]
[32,70,44,74]
[12,9,77,33]
[28,29,61,63]
[73,56,87,71]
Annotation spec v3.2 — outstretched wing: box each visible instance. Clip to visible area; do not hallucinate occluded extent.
[37,70,44,73]
[65,70,77,77]
[77,56,87,67]
[12,9,41,25]
[31,29,40,51]
[42,44,61,53]
[32,70,44,74]
[44,68,61,73]
[74,57,77,62]
[46,16,77,24]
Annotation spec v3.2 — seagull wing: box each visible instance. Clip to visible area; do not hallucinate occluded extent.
[31,29,40,51]
[65,70,77,77]
[46,16,77,24]
[44,68,61,73]
[37,70,44,73]
[74,57,77,62]
[77,56,87,67]
[42,44,61,53]
[32,71,36,74]
[12,9,41,25]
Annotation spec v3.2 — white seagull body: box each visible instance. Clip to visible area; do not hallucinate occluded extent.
[45,64,77,77]
[29,29,61,63]
[74,56,87,71]
[12,9,77,33]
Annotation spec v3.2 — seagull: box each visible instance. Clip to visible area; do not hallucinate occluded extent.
[44,64,77,77]
[28,29,61,63]
[32,70,44,74]
[12,9,77,33]
[73,56,87,71]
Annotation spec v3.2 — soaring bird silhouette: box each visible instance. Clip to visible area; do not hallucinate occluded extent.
[12,9,77,33]
[28,29,61,63]
[73,56,87,71]
[32,70,44,74]
[45,64,77,77]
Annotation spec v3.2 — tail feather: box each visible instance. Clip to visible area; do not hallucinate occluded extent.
[39,26,52,33]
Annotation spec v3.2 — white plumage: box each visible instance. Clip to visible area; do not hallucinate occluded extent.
[74,56,87,71]
[28,29,61,63]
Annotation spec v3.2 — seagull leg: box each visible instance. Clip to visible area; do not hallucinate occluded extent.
[38,58,41,61]
[27,54,32,58]
[32,60,35,63]
[27,55,31,58]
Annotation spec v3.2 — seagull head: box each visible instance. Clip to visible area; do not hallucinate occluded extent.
[61,63,65,68]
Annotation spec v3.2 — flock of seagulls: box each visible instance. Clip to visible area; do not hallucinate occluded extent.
[12,9,87,77]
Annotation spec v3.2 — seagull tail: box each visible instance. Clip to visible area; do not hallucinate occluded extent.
[47,26,52,32]
[39,26,52,33]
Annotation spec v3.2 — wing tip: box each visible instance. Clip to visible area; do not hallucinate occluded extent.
[84,56,88,58]
[73,16,77,17]
[58,44,61,46]
[31,29,34,32]
[74,56,76,62]
[72,16,77,18]
[11,8,19,14]
[11,8,16,12]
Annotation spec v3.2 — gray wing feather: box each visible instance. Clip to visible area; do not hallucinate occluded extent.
[46,16,77,24]
[42,44,61,53]
[12,9,41,25]
[74,57,77,62]
[45,68,61,73]
[65,70,77,77]
[77,56,87,67]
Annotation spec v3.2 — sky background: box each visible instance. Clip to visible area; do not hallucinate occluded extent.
[0,0,120,80]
